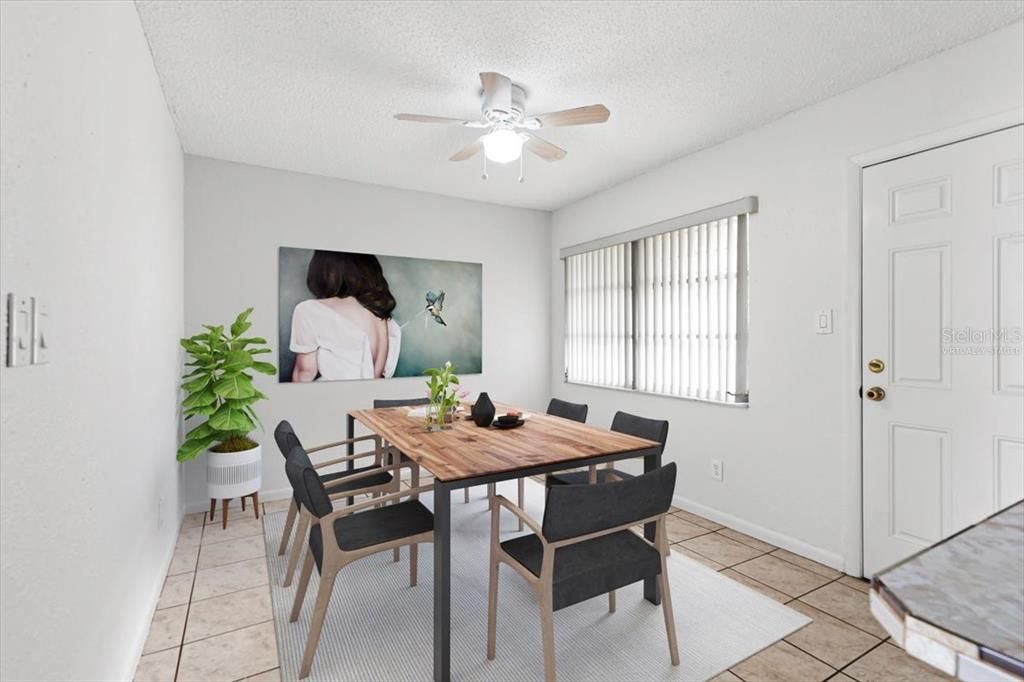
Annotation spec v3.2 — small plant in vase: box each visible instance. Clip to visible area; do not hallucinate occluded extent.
[423,361,462,431]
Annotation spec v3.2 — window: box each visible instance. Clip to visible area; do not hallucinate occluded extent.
[563,198,753,404]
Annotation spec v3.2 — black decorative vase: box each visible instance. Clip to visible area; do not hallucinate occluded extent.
[471,392,496,427]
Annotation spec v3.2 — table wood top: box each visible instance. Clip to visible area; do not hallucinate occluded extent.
[349,403,660,482]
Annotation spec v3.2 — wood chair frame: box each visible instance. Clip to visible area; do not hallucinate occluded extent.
[376,435,422,563]
[486,494,679,682]
[280,437,413,587]
[290,482,435,679]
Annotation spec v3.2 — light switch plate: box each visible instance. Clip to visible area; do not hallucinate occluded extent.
[815,309,833,335]
[1,294,7,367]
[7,293,32,367]
[32,298,49,364]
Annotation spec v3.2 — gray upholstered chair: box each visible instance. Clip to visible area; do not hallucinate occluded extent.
[545,398,589,423]
[285,445,433,679]
[546,411,668,487]
[487,463,680,681]
[273,420,402,586]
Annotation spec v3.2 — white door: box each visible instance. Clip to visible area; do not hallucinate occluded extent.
[862,125,1024,577]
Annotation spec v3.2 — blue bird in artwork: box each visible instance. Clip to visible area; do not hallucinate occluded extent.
[425,290,447,326]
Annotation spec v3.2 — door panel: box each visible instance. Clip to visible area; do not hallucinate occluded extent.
[890,244,950,387]
[863,125,1024,576]
[889,423,950,546]
[995,233,1023,395]
[995,437,1024,508]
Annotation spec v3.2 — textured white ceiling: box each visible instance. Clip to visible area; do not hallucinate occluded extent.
[136,1,1022,211]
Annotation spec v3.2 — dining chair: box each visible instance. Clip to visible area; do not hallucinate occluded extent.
[545,398,589,423]
[372,397,429,561]
[475,398,589,529]
[546,411,668,487]
[285,444,434,679]
[487,463,680,681]
[273,420,402,587]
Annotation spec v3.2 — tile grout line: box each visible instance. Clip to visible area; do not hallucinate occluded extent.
[232,664,279,682]
[188,580,272,607]
[198,529,265,548]
[835,637,889,679]
[673,540,773,570]
[781,637,843,674]
[194,551,272,573]
[722,566,803,600]
[181,617,275,649]
[788,580,891,640]
[172,512,207,682]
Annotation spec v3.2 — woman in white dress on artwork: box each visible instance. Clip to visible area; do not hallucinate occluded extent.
[289,250,401,381]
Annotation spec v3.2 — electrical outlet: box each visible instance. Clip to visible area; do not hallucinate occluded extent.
[710,459,723,481]
[815,309,833,334]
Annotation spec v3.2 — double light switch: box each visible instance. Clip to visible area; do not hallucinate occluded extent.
[5,293,49,367]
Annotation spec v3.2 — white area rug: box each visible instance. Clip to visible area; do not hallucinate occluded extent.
[262,480,809,681]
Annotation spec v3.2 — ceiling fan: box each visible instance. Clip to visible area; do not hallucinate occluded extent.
[394,72,610,181]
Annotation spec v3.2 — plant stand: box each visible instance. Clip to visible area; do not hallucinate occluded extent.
[206,443,262,531]
[208,493,260,529]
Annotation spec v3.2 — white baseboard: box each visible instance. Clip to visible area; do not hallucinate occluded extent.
[122,513,184,681]
[673,494,847,572]
[184,486,293,515]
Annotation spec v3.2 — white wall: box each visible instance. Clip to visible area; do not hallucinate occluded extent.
[549,23,1024,572]
[182,157,550,509]
[0,2,184,680]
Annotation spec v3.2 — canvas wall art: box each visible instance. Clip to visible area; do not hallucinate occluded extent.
[278,247,482,382]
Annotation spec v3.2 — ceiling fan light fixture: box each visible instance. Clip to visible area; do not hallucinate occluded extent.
[481,128,526,164]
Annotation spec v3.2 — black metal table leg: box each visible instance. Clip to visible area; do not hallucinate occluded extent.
[643,447,663,604]
[346,414,355,506]
[433,479,452,681]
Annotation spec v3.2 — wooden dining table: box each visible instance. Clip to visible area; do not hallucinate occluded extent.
[345,403,664,682]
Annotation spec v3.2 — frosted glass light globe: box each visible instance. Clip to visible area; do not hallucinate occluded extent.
[482,129,526,164]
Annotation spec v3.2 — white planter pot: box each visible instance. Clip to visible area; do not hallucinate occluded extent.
[207,443,262,500]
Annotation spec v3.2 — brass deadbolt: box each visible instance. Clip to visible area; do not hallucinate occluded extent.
[865,386,886,402]
[867,358,885,374]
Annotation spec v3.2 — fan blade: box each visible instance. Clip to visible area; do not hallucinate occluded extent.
[528,104,610,128]
[449,138,483,162]
[480,72,511,111]
[524,134,567,162]
[395,113,472,125]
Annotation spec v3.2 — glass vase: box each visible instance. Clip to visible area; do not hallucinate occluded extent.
[425,403,454,431]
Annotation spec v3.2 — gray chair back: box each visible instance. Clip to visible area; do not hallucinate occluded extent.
[541,463,677,542]
[610,411,669,456]
[274,420,303,459]
[284,445,333,519]
[546,398,589,423]
[373,397,430,408]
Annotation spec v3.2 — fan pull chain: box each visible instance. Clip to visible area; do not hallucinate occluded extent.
[518,153,525,183]
[481,154,488,180]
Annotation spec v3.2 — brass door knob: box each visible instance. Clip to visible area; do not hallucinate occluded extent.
[865,386,886,402]
[867,358,885,374]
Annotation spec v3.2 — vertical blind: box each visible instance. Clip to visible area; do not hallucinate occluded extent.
[564,210,750,404]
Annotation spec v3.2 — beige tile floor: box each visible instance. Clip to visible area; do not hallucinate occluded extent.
[135,475,953,682]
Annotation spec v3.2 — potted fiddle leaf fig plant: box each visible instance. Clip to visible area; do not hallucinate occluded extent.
[177,308,276,507]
